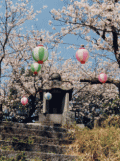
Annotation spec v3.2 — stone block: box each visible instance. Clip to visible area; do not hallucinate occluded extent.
[76,124,85,129]
[47,114,62,124]
[39,113,46,123]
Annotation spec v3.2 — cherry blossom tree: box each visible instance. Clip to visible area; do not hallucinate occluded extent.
[1,0,120,125]
[1,31,62,122]
[0,0,48,113]
[50,0,120,63]
[1,15,119,123]
[2,49,119,123]
[49,0,120,101]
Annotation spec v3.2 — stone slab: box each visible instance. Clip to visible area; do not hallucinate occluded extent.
[0,133,74,145]
[0,126,69,139]
[0,150,78,161]
[0,121,67,132]
[0,140,67,154]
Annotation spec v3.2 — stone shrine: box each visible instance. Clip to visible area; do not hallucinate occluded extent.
[39,73,73,125]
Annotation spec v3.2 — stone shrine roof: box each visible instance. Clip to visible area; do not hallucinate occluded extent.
[50,73,61,81]
[42,80,73,91]
[41,73,73,91]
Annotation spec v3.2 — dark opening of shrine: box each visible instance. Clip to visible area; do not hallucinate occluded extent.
[47,93,65,114]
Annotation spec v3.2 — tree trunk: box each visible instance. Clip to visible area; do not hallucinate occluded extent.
[118,82,120,98]
[0,62,2,112]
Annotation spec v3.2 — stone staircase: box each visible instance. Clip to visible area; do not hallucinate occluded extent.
[0,121,78,161]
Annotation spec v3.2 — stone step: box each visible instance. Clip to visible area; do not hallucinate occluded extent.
[0,121,67,132]
[0,133,74,145]
[0,126,70,139]
[0,140,67,154]
[0,150,78,161]
[40,122,61,127]
[40,121,55,126]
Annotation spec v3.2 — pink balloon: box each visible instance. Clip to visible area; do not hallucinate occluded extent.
[98,73,107,83]
[21,96,28,105]
[76,52,81,62]
[76,47,89,64]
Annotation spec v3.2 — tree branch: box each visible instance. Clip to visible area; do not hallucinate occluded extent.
[80,78,120,89]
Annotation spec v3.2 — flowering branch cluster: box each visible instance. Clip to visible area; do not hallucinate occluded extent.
[50,0,120,65]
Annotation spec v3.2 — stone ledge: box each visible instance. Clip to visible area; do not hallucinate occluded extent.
[0,121,67,132]
[0,126,69,139]
[0,133,74,145]
[0,150,78,161]
[0,140,67,154]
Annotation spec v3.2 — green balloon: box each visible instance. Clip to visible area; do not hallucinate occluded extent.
[31,62,41,72]
[32,46,49,63]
